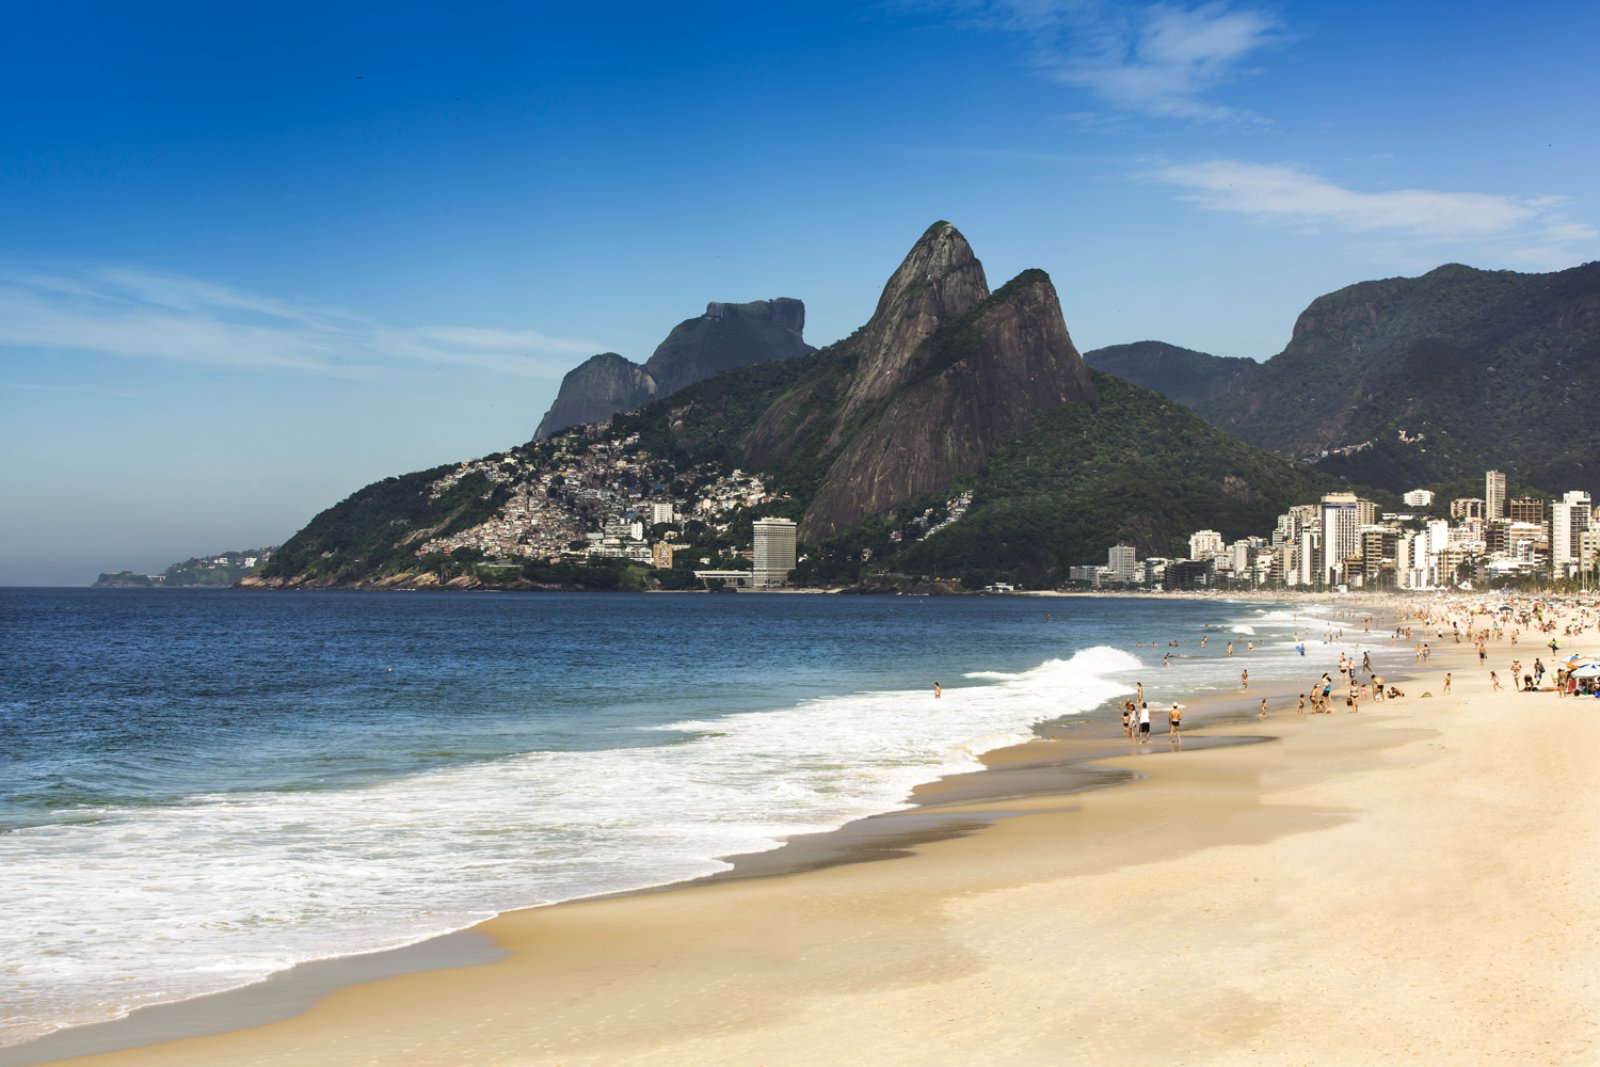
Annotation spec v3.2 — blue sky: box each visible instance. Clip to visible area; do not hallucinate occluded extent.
[3,1,1597,585]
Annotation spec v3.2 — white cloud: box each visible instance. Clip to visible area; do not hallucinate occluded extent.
[1153,159,1600,252]
[0,266,601,380]
[955,0,1288,121]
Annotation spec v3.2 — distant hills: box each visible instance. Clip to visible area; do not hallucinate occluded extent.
[533,298,812,439]
[93,548,276,588]
[1082,341,1256,411]
[1087,263,1600,493]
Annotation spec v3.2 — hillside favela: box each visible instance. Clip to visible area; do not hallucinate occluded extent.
[5,6,1600,1067]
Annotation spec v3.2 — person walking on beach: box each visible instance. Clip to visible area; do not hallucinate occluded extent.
[1138,702,1151,744]
[1444,672,1452,695]
[933,682,941,699]
[1168,702,1182,740]
[1259,698,1268,719]
[1240,668,1248,691]
[1297,694,1306,715]
[1491,671,1503,692]
[1122,700,1134,737]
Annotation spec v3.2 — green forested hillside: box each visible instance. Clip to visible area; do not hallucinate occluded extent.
[260,467,510,582]
[892,372,1341,585]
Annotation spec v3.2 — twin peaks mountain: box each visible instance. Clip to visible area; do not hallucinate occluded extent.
[534,298,812,439]
[739,221,1095,540]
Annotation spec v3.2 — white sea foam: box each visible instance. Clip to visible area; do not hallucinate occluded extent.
[0,645,1140,1048]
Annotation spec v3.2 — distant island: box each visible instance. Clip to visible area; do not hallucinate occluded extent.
[92,548,277,588]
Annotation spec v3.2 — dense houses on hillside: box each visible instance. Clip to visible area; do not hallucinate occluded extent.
[1079,470,1594,591]
[415,431,795,580]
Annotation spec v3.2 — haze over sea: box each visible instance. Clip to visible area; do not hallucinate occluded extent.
[0,589,1348,1048]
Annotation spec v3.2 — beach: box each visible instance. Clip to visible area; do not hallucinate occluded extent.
[13,598,1599,1066]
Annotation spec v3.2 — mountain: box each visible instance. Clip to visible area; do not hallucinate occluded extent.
[1082,341,1257,410]
[893,369,1333,586]
[91,547,277,588]
[533,353,657,440]
[614,221,1336,580]
[533,298,811,439]
[261,221,1352,589]
[1115,262,1600,493]
[639,222,1095,541]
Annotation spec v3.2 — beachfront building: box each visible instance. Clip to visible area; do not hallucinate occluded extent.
[1189,529,1224,561]
[1552,491,1592,578]
[752,517,798,588]
[1485,470,1507,520]
[1360,525,1401,586]
[1319,493,1376,588]
[1106,544,1140,585]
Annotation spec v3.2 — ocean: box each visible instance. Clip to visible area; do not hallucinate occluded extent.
[0,588,1354,1049]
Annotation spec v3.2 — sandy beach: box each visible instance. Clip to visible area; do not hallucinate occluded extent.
[18,602,1600,1066]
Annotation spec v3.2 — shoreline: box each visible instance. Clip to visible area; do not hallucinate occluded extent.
[3,666,1302,1065]
[3,601,1384,1064]
[16,597,1596,1064]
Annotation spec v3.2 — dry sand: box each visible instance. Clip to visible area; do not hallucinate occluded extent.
[23,625,1600,1066]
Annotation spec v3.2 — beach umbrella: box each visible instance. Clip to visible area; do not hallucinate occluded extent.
[1570,664,1600,679]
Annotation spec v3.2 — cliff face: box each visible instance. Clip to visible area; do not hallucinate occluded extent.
[832,221,990,432]
[534,299,811,439]
[800,268,1096,540]
[533,353,657,440]
[643,298,810,396]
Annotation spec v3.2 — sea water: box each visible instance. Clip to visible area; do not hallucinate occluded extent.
[0,588,1356,1047]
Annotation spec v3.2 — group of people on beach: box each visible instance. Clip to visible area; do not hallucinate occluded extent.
[1119,680,1182,745]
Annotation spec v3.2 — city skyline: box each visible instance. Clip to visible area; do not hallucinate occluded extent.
[4,2,1599,585]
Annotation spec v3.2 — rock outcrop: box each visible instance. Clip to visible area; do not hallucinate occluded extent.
[534,299,811,439]
[800,266,1096,540]
[534,353,656,440]
[832,221,990,433]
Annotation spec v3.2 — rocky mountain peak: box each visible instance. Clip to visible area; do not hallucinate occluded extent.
[800,266,1096,541]
[835,221,991,426]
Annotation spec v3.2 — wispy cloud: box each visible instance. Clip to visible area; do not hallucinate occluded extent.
[942,1,1288,122]
[1152,159,1600,258]
[0,266,601,380]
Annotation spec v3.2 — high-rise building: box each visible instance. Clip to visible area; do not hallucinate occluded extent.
[1485,470,1507,520]
[1450,498,1486,522]
[649,501,675,525]
[1319,493,1376,586]
[1107,544,1140,584]
[1551,492,1592,576]
[1189,530,1224,560]
[752,517,798,588]
[1508,496,1546,525]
